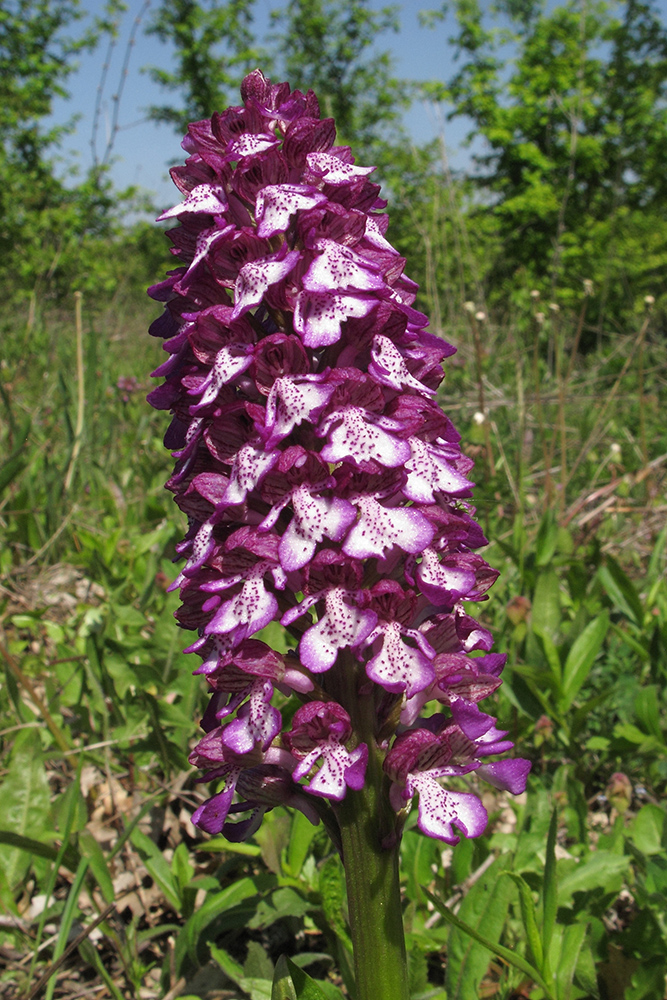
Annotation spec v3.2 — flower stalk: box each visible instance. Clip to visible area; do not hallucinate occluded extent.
[148,69,530,994]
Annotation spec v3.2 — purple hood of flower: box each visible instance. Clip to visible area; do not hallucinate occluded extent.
[149,69,529,844]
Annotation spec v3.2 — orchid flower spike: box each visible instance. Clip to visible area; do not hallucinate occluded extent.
[149,69,529,847]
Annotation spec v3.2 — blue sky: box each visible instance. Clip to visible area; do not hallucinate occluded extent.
[49,0,667,216]
[49,0,474,213]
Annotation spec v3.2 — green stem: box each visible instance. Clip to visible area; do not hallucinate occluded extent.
[334,693,409,1000]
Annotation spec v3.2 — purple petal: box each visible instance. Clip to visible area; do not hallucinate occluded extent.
[448,698,497,740]
[305,743,368,800]
[294,290,377,347]
[369,335,435,395]
[342,496,434,560]
[205,565,278,641]
[320,407,411,468]
[306,152,375,185]
[192,780,238,835]
[477,759,531,795]
[264,375,334,444]
[299,588,378,673]
[303,239,385,294]
[404,437,473,503]
[157,184,228,221]
[229,133,280,158]
[279,486,356,571]
[256,184,327,237]
[232,251,300,319]
[222,445,278,505]
[416,548,477,605]
[366,621,435,696]
[188,347,253,411]
[221,680,281,752]
[408,773,488,844]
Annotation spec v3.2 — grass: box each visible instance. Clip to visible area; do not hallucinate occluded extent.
[0,286,665,1000]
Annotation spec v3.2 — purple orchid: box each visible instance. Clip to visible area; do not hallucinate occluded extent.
[149,69,529,849]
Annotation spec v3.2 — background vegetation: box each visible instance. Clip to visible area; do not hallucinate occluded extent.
[0,1,665,997]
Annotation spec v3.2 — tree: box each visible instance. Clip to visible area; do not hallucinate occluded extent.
[144,0,264,130]
[270,0,408,163]
[0,0,137,305]
[424,0,667,318]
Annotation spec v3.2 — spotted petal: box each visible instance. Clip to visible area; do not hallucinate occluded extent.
[302,743,368,800]
[188,346,253,411]
[294,289,377,347]
[256,184,327,237]
[306,152,375,185]
[342,496,434,560]
[229,133,280,158]
[279,485,356,572]
[232,251,300,319]
[157,184,228,221]
[404,437,473,502]
[205,563,278,642]
[264,375,334,445]
[303,239,385,294]
[222,445,278,505]
[221,680,282,753]
[366,621,434,696]
[369,335,435,395]
[320,407,411,468]
[416,548,478,606]
[408,772,488,844]
[299,588,377,673]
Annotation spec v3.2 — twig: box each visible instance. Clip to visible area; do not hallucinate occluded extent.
[0,636,70,755]
[63,293,85,493]
[565,315,650,492]
[26,903,116,1000]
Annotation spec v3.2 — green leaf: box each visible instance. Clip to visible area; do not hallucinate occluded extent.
[78,829,114,904]
[401,829,440,904]
[426,887,551,998]
[628,805,667,856]
[248,886,312,930]
[532,569,561,645]
[541,809,558,963]
[45,858,90,1000]
[171,841,195,892]
[0,729,52,888]
[272,955,334,1000]
[551,922,587,1000]
[0,830,79,871]
[557,852,629,905]
[634,686,664,742]
[504,872,543,969]
[561,612,609,710]
[129,827,181,911]
[286,808,318,879]
[442,857,520,1000]
[319,854,353,952]
[625,957,667,1000]
[174,874,272,974]
[204,834,262,856]
[598,557,644,628]
[535,510,559,567]
[211,943,273,1000]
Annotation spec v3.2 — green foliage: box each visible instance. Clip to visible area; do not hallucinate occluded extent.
[422,0,667,320]
[270,0,408,162]
[145,0,264,130]
[1,4,667,995]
